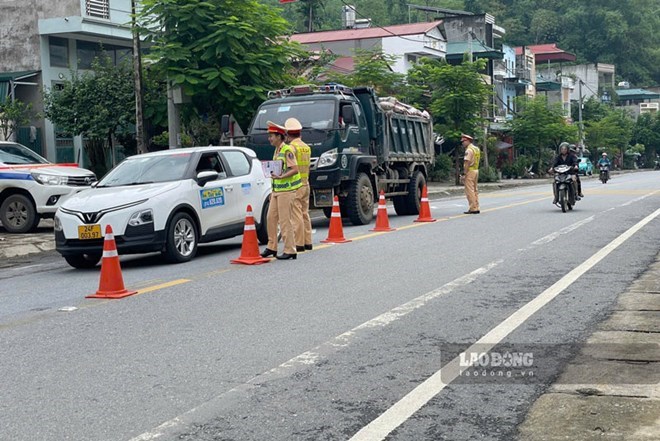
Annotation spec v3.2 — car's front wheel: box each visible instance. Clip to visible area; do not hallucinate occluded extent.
[163,212,198,263]
[64,253,102,269]
[0,193,40,233]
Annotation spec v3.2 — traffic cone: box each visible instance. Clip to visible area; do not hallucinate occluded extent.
[414,185,437,222]
[231,205,271,265]
[370,190,395,232]
[321,196,351,243]
[87,225,137,299]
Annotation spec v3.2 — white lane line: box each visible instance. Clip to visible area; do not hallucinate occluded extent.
[129,260,502,441]
[6,263,46,272]
[620,191,658,207]
[348,207,660,441]
[531,216,595,246]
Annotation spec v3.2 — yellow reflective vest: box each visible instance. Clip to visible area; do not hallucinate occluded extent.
[272,143,302,192]
[290,138,311,184]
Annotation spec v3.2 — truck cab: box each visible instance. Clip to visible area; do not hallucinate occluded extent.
[246,84,434,226]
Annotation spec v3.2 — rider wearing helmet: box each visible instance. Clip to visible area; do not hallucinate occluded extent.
[598,152,611,180]
[549,142,578,205]
[568,144,583,199]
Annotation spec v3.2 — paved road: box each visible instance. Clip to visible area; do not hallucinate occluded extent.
[0,171,658,440]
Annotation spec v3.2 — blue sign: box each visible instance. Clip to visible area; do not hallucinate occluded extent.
[200,187,225,209]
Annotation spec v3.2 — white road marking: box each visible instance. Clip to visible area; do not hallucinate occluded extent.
[348,207,660,441]
[531,216,595,246]
[129,260,502,441]
[7,264,46,272]
[620,191,658,207]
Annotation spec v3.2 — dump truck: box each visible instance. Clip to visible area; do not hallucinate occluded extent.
[245,84,435,225]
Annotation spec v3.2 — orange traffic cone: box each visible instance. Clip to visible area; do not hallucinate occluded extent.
[231,205,271,265]
[321,196,351,243]
[414,185,437,222]
[86,225,137,299]
[370,190,395,232]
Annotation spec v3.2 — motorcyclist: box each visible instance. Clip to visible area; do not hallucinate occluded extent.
[597,152,611,180]
[569,144,583,199]
[549,142,578,205]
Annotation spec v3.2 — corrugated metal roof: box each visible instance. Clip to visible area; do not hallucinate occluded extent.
[615,88,660,99]
[290,21,443,44]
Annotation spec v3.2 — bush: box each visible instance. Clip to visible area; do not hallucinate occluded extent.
[478,166,499,183]
[429,153,453,181]
[151,131,193,148]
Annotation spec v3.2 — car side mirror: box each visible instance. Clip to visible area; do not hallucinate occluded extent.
[91,181,98,188]
[220,115,230,133]
[341,106,354,125]
[196,170,219,186]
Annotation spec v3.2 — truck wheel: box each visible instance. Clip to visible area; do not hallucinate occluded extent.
[346,172,374,225]
[65,253,102,269]
[404,171,425,215]
[0,194,40,233]
[163,212,198,263]
[393,196,409,216]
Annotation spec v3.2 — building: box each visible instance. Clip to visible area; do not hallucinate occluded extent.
[289,21,447,76]
[0,0,134,163]
[615,88,660,117]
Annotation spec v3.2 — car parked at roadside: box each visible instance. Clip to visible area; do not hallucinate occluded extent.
[54,146,271,268]
[0,141,96,233]
[578,157,593,176]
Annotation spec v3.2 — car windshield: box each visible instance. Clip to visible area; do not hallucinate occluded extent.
[97,153,192,187]
[0,143,49,165]
[249,100,336,144]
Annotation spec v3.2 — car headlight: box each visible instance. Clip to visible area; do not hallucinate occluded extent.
[31,172,68,186]
[128,209,154,226]
[53,214,63,231]
[317,148,338,168]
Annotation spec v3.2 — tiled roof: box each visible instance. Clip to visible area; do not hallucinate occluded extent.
[290,21,443,44]
[514,43,576,62]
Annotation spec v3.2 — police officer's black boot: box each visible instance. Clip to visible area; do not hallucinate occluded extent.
[260,248,277,258]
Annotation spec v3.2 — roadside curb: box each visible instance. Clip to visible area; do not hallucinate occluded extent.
[516,253,660,440]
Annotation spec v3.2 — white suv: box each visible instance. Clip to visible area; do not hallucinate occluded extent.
[0,141,96,233]
[55,146,271,268]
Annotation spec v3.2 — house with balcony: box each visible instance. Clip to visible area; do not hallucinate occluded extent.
[289,21,447,76]
[0,0,134,164]
[615,88,660,117]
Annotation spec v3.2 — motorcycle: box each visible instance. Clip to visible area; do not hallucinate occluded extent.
[553,164,576,213]
[599,164,610,183]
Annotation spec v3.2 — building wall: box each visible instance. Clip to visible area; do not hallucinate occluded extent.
[0,0,80,71]
[382,28,446,74]
[300,38,382,59]
[2,0,135,162]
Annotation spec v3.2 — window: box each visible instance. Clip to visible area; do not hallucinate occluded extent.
[196,153,227,178]
[77,40,132,69]
[49,37,68,68]
[86,0,109,19]
[222,151,251,177]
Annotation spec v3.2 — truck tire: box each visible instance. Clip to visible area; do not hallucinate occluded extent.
[322,207,332,218]
[346,172,374,225]
[0,193,40,233]
[395,171,425,216]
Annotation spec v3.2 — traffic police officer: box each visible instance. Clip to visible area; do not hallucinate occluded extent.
[285,118,313,252]
[460,133,481,214]
[260,121,302,260]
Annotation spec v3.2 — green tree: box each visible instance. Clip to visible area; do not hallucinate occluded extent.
[43,57,135,177]
[632,112,660,166]
[0,99,36,141]
[138,0,302,128]
[406,58,492,183]
[584,108,634,162]
[507,95,577,173]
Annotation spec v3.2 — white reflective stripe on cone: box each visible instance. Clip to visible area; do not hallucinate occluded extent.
[246,211,253,217]
[421,198,428,202]
[331,212,341,217]
[244,224,256,231]
[103,249,118,258]
[105,233,114,241]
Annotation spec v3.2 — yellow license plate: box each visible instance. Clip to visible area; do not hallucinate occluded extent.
[78,224,102,240]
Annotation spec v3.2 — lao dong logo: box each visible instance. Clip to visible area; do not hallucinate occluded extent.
[460,351,534,368]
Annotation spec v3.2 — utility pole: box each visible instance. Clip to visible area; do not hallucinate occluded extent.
[131,0,146,154]
[578,79,584,151]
